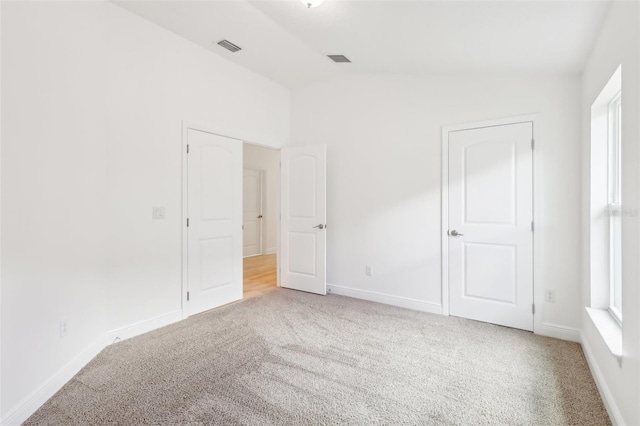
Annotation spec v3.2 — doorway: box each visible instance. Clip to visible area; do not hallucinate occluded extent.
[442,117,534,331]
[182,123,328,315]
[242,143,280,299]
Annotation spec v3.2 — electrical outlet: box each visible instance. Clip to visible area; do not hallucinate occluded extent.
[545,290,556,303]
[59,320,68,338]
[365,266,373,277]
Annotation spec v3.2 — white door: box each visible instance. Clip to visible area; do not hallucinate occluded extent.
[448,122,533,331]
[186,128,242,316]
[280,145,327,295]
[243,169,263,257]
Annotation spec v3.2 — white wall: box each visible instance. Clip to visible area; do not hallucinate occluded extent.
[1,2,110,418]
[104,2,288,332]
[580,2,640,424]
[0,2,4,417]
[291,74,582,334]
[244,144,280,255]
[0,1,289,422]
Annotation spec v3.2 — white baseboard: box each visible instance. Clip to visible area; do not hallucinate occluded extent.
[1,336,109,426]
[265,247,277,255]
[581,332,624,425]
[536,322,581,343]
[2,310,184,426]
[106,310,182,344]
[327,284,443,315]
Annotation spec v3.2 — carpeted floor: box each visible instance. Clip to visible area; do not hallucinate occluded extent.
[26,289,610,425]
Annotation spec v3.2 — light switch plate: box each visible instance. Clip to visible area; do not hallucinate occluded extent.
[153,206,166,220]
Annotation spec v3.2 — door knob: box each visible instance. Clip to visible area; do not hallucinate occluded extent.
[313,224,325,230]
[257,215,263,219]
[449,230,464,237]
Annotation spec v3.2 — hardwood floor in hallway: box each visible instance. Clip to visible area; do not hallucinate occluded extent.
[243,253,277,299]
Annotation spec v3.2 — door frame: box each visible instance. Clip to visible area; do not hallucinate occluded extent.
[440,114,539,329]
[181,121,282,319]
[242,168,264,258]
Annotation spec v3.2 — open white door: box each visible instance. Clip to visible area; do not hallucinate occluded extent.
[280,145,327,295]
[186,128,242,316]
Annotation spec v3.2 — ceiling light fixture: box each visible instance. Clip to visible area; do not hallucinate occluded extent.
[301,0,324,8]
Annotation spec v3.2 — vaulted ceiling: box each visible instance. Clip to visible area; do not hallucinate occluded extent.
[115,0,611,88]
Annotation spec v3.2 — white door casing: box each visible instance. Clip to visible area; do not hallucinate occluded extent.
[447,122,533,331]
[280,145,327,295]
[243,168,263,257]
[185,127,243,316]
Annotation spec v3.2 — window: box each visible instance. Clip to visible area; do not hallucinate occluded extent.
[588,65,622,356]
[608,92,622,323]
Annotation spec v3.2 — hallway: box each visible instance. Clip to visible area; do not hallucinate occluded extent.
[243,254,277,299]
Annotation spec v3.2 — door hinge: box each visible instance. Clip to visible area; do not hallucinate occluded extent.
[186,144,190,154]
[187,291,190,301]
[187,218,190,227]
[532,304,535,314]
[531,221,534,232]
[531,139,534,150]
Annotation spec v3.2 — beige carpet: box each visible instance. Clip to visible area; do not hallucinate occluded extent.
[26,289,609,425]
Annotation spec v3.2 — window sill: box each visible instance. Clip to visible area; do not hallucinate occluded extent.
[586,307,622,364]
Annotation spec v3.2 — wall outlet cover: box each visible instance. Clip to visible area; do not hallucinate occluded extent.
[152,206,166,220]
[545,290,556,303]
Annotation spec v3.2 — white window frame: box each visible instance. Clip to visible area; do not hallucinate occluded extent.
[607,91,622,324]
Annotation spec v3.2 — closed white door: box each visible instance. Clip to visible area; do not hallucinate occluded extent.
[448,122,533,331]
[186,128,242,316]
[243,169,263,257]
[281,145,327,295]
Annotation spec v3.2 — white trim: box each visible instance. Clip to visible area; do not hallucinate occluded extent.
[0,2,3,417]
[106,310,183,344]
[440,125,450,316]
[585,307,622,359]
[327,284,443,315]
[537,322,581,343]
[1,336,109,426]
[581,331,624,425]
[441,114,539,331]
[181,122,189,319]
[265,247,278,255]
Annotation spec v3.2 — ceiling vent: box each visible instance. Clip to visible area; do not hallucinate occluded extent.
[217,40,242,53]
[327,55,351,63]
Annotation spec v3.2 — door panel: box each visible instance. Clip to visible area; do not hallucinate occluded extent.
[201,146,233,220]
[463,242,516,303]
[449,122,533,331]
[187,129,242,316]
[464,142,516,224]
[243,169,262,257]
[281,145,326,295]
[200,237,233,289]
